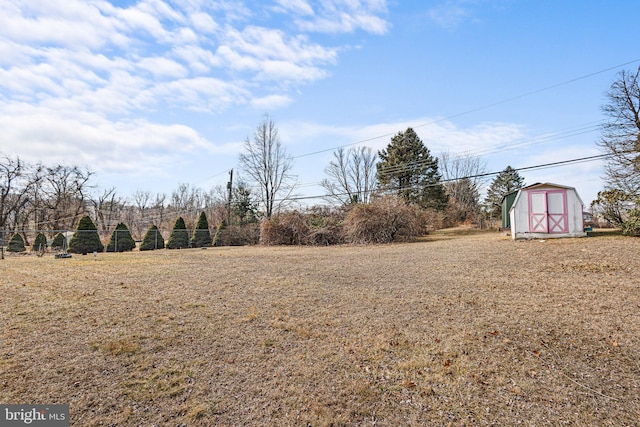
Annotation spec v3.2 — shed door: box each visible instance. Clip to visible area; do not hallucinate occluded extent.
[528,190,568,233]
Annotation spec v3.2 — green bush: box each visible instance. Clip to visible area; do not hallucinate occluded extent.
[32,233,48,251]
[51,232,66,250]
[167,217,189,249]
[106,223,136,252]
[191,212,212,248]
[68,215,104,254]
[8,233,26,252]
[140,225,165,251]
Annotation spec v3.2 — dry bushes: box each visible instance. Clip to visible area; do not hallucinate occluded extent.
[259,197,436,246]
[260,211,309,245]
[216,224,260,246]
[343,195,431,244]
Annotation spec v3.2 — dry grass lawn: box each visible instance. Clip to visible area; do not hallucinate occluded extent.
[1,228,639,426]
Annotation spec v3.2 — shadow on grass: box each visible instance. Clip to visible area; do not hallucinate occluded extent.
[587,228,623,238]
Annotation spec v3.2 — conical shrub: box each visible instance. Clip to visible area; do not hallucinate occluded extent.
[140,225,165,251]
[191,212,212,248]
[52,232,66,250]
[68,215,104,254]
[8,233,26,252]
[32,233,48,251]
[167,217,189,249]
[106,223,136,252]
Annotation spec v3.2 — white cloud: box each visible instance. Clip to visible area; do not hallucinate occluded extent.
[251,94,294,110]
[0,103,216,174]
[274,0,314,16]
[137,57,189,79]
[289,0,391,34]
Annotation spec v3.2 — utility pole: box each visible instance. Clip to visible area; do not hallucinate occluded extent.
[226,169,233,225]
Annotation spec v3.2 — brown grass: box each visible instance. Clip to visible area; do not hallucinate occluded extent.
[1,229,639,426]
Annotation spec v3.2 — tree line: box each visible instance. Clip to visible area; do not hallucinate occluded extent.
[3,65,638,246]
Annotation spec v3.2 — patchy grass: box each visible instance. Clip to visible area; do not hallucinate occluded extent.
[1,230,639,426]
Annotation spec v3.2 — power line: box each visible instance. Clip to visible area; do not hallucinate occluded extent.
[277,152,614,203]
[292,59,639,160]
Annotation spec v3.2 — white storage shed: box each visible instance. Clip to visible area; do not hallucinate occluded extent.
[509,183,587,240]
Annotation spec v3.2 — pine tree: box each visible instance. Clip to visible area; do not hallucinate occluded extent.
[140,225,165,251]
[376,128,448,210]
[167,217,189,249]
[32,233,48,251]
[191,212,212,248]
[7,233,26,252]
[52,232,66,250]
[483,166,525,219]
[106,223,136,252]
[68,215,104,254]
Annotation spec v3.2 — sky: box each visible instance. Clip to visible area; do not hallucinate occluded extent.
[1,0,639,208]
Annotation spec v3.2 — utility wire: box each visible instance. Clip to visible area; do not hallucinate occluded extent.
[292,59,639,159]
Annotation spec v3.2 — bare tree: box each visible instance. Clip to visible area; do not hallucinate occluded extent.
[439,151,488,223]
[132,190,151,238]
[39,165,93,231]
[91,187,122,237]
[321,146,377,205]
[239,115,295,218]
[0,155,33,230]
[598,66,640,196]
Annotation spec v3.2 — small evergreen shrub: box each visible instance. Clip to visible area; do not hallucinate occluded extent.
[32,233,48,251]
[51,232,66,250]
[140,225,165,251]
[69,215,104,254]
[167,217,189,249]
[191,212,212,248]
[8,233,26,252]
[106,223,136,252]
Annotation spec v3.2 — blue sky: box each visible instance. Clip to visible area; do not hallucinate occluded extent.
[1,0,639,207]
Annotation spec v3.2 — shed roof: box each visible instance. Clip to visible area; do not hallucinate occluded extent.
[509,182,585,213]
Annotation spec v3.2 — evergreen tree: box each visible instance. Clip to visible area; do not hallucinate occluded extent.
[140,224,165,251]
[32,233,48,251]
[51,232,66,250]
[106,222,136,252]
[68,215,104,254]
[376,128,448,210]
[167,216,189,249]
[191,211,212,248]
[232,183,259,225]
[8,233,26,252]
[483,166,525,219]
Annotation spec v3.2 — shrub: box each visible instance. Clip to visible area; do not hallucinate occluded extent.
[167,217,189,249]
[304,208,346,245]
[32,233,48,251]
[191,212,212,248]
[140,225,165,251]
[106,223,136,252]
[260,211,309,245]
[621,205,640,236]
[51,232,66,250]
[7,233,26,252]
[68,216,104,254]
[216,224,260,246]
[343,195,427,244]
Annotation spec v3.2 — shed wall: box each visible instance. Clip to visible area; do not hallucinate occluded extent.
[510,187,586,239]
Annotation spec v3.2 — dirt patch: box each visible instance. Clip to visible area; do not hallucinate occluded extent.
[1,229,639,425]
